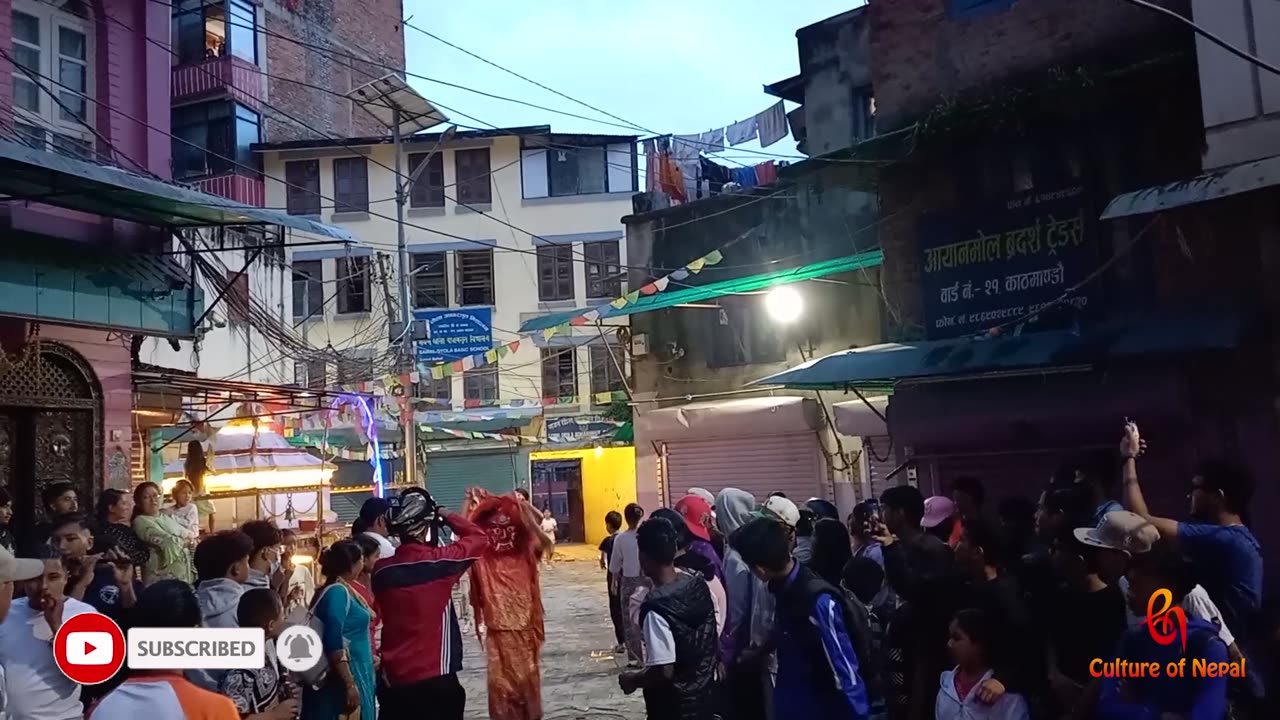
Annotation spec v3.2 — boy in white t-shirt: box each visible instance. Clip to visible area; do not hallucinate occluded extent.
[0,545,99,720]
[540,509,558,565]
[0,546,46,720]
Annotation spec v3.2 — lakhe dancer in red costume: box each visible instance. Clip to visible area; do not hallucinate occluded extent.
[464,488,554,720]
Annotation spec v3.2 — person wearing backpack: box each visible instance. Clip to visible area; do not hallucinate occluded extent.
[731,517,872,720]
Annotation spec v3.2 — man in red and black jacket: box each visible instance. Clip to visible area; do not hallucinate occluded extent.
[372,488,488,720]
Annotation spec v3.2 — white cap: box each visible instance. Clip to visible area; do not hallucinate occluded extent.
[0,546,44,582]
[759,496,800,528]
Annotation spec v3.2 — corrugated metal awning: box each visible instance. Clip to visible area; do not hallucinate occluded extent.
[1101,155,1280,220]
[0,140,355,241]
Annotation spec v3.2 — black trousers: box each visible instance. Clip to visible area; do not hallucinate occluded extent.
[608,587,625,646]
[724,666,767,720]
[378,673,465,720]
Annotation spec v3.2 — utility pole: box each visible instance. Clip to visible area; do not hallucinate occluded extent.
[346,74,447,494]
[391,107,418,491]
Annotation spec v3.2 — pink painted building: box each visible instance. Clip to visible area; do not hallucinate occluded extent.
[0,0,348,533]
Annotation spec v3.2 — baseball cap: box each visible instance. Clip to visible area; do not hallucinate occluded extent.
[921,496,956,529]
[1074,510,1159,555]
[673,495,713,542]
[0,546,44,582]
[758,495,800,528]
[686,488,716,507]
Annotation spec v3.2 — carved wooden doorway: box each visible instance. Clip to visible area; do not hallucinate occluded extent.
[0,343,102,536]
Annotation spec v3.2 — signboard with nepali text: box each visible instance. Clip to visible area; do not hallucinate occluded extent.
[917,186,1098,339]
[413,307,493,363]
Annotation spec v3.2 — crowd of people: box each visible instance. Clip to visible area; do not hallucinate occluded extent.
[603,421,1268,720]
[0,471,558,720]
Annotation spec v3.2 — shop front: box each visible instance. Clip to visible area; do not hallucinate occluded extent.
[423,444,530,513]
[635,396,828,505]
[753,309,1254,521]
[530,446,636,546]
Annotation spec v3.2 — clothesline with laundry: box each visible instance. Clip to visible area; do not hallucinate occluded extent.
[637,99,798,204]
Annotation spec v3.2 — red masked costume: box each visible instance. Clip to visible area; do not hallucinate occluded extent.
[467,491,546,720]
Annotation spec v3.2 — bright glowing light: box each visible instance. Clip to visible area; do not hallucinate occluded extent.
[160,468,333,495]
[765,285,803,323]
[332,395,383,497]
[594,444,604,458]
[217,423,259,436]
[290,554,314,565]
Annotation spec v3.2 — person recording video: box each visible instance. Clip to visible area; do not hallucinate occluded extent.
[370,488,488,720]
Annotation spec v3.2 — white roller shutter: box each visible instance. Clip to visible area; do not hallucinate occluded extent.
[663,433,824,504]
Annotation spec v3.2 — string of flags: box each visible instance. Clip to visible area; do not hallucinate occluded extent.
[534,248,725,342]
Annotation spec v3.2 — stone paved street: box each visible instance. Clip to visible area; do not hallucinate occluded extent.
[455,546,645,720]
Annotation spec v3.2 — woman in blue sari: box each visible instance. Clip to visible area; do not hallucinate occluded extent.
[302,540,376,720]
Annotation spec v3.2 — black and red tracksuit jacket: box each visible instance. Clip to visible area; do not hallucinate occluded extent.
[371,513,488,687]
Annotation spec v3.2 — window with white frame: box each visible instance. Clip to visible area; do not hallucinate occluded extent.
[11,0,95,160]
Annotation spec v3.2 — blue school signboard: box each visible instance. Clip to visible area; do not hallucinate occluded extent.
[414,307,493,363]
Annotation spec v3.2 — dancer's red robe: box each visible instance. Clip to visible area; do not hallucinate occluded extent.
[467,491,547,720]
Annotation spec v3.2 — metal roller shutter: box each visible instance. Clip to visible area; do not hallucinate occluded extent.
[664,433,824,504]
[424,450,524,513]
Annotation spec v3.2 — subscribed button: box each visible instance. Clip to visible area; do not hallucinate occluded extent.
[54,613,126,685]
[127,627,265,670]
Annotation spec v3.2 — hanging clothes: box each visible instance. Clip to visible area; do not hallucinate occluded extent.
[657,153,688,203]
[643,138,658,193]
[673,134,703,162]
[756,101,789,148]
[732,166,758,189]
[754,161,778,186]
[699,157,732,195]
[726,117,758,146]
[698,128,725,154]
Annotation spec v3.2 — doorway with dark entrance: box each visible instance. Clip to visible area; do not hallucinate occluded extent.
[531,458,585,543]
[0,342,102,541]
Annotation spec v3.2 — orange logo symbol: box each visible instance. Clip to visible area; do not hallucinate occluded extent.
[1142,588,1187,652]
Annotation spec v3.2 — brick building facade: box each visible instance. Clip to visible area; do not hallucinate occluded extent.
[261,0,406,142]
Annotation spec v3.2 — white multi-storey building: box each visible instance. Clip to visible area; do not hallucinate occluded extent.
[256,125,637,511]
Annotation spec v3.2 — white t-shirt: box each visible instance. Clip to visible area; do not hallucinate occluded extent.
[0,597,98,720]
[1118,577,1235,646]
[708,576,727,637]
[541,518,558,539]
[642,613,677,667]
[363,531,397,560]
[610,529,642,578]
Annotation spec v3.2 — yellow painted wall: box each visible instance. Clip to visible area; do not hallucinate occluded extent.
[531,446,636,546]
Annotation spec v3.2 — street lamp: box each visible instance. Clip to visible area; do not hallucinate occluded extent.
[765,285,803,324]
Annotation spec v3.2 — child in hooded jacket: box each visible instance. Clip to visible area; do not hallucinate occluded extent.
[936,609,1029,720]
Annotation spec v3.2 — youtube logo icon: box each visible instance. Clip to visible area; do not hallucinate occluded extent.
[54,613,125,685]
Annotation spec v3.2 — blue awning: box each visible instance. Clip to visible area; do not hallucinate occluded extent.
[0,140,354,242]
[750,309,1248,389]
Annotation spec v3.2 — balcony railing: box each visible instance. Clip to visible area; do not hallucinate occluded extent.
[171,56,264,109]
[189,172,265,207]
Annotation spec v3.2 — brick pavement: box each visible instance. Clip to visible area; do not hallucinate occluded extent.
[455,546,645,720]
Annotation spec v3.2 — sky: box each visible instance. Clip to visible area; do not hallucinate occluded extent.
[400,0,859,162]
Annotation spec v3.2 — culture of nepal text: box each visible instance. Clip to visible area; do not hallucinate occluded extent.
[1089,658,1246,679]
